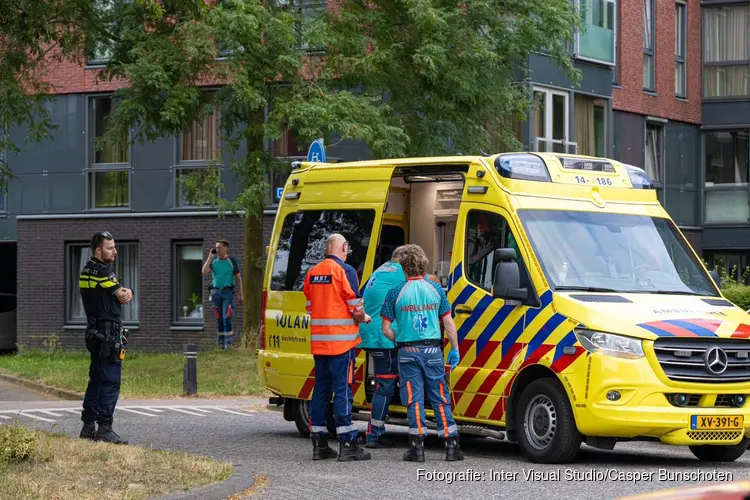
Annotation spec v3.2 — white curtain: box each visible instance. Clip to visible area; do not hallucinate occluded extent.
[70,244,139,322]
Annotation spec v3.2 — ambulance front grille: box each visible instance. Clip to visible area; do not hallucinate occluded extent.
[653,338,750,383]
[686,430,743,442]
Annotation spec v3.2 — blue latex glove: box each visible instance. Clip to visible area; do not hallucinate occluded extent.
[447,348,460,371]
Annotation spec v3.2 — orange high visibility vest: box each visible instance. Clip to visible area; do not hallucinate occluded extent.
[304,258,363,356]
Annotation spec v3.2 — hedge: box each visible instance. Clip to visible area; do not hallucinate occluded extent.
[721,286,750,312]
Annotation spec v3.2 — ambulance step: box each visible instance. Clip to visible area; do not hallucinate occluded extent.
[351,413,509,441]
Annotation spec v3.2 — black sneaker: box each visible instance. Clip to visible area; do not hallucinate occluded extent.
[80,422,96,440]
[95,425,128,445]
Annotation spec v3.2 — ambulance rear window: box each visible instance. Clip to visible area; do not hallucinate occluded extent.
[270,209,376,291]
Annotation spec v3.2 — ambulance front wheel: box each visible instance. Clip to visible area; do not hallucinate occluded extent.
[516,378,582,464]
[292,399,336,438]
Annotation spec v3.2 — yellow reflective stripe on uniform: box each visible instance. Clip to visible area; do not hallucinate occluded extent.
[100,280,118,288]
[79,280,92,288]
[80,274,110,282]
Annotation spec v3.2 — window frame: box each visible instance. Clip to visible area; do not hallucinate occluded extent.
[532,86,576,154]
[176,103,222,165]
[574,0,617,67]
[703,128,750,226]
[172,165,222,210]
[702,4,750,100]
[643,0,656,92]
[675,1,687,99]
[65,241,140,326]
[464,209,514,293]
[645,120,666,188]
[173,241,205,326]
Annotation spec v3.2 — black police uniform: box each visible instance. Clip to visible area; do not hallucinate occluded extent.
[79,256,128,444]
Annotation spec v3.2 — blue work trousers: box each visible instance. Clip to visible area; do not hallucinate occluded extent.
[366,348,398,442]
[81,347,122,425]
[398,345,458,439]
[311,348,358,443]
[211,287,234,348]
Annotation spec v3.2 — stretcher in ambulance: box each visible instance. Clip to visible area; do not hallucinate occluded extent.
[259,152,750,463]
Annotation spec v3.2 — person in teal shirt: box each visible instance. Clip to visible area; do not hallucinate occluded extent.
[381,244,463,462]
[359,246,407,448]
[202,240,243,349]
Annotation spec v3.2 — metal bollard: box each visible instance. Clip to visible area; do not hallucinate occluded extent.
[183,343,198,396]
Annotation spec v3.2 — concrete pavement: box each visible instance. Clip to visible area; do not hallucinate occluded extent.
[0,378,59,402]
[2,396,749,500]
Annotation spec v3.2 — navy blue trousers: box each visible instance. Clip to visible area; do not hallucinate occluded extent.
[310,348,358,442]
[81,347,122,425]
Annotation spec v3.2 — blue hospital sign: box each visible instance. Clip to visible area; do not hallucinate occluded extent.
[307,138,326,163]
[275,187,284,201]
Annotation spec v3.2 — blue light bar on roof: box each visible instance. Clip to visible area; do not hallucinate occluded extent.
[494,153,551,182]
[622,163,654,189]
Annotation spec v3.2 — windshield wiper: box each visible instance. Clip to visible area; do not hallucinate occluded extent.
[554,286,622,293]
[648,290,701,296]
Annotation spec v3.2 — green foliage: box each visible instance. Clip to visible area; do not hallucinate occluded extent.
[703,260,750,311]
[0,424,39,465]
[722,285,750,312]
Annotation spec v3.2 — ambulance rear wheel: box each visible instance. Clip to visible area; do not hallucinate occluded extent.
[292,399,336,438]
[689,439,749,462]
[516,378,582,464]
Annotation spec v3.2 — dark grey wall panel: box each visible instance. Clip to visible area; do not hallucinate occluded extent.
[47,172,86,214]
[613,111,644,167]
[664,122,700,227]
[528,54,613,97]
[15,174,47,214]
[703,102,750,128]
[132,136,174,172]
[703,227,750,250]
[131,169,173,212]
[8,95,86,176]
[0,218,17,242]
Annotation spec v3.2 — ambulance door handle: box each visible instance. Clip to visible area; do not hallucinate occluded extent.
[455,305,472,315]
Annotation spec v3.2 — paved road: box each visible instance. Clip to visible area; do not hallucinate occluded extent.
[0,379,59,402]
[2,397,748,500]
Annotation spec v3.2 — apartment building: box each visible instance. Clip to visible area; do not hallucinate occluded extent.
[0,0,739,351]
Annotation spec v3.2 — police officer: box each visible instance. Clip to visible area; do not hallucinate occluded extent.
[79,231,133,444]
[304,233,372,461]
[381,244,463,462]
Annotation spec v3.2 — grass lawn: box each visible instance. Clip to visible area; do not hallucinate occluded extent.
[0,424,233,500]
[0,348,268,399]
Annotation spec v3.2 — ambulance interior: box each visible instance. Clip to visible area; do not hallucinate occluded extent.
[375,167,467,290]
[365,166,466,407]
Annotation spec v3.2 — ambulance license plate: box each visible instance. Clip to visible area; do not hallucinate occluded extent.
[690,415,743,430]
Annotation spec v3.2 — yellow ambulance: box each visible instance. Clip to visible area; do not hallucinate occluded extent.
[258,152,750,464]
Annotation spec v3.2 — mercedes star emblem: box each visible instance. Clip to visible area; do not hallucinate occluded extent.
[704,346,729,375]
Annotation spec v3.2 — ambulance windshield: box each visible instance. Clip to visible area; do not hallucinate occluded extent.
[518,210,719,296]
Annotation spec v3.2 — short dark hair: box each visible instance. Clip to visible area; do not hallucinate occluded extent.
[91,231,114,253]
[216,239,229,247]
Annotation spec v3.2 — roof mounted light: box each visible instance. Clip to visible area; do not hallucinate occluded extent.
[623,163,653,189]
[558,156,615,173]
[494,153,551,182]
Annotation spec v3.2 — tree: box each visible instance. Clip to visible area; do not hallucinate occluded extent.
[1,0,582,347]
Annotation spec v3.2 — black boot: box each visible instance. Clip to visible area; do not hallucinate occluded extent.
[337,439,371,461]
[80,421,96,440]
[403,434,425,462]
[95,420,128,445]
[365,435,394,449]
[445,435,464,461]
[312,435,338,460]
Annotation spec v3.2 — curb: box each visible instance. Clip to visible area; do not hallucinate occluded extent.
[0,373,84,401]
[150,464,255,500]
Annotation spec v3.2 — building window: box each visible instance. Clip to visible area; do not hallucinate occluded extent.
[645,122,664,185]
[643,0,655,91]
[174,243,204,324]
[174,167,218,208]
[576,0,616,65]
[675,2,686,98]
[705,131,749,223]
[703,5,750,98]
[533,87,574,153]
[0,191,5,213]
[574,94,607,157]
[66,242,139,324]
[292,0,327,51]
[86,0,119,65]
[88,96,130,210]
[179,105,219,162]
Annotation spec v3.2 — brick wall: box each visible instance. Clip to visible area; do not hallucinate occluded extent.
[613,0,701,124]
[16,213,276,352]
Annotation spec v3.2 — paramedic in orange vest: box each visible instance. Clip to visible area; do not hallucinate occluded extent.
[304,233,373,462]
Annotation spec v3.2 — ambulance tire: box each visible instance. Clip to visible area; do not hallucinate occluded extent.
[292,399,337,438]
[689,439,749,462]
[516,378,582,464]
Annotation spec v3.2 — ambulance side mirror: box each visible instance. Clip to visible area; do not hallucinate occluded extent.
[709,270,721,290]
[492,248,528,303]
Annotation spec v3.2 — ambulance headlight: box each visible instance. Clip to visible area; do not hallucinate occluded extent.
[574,329,644,359]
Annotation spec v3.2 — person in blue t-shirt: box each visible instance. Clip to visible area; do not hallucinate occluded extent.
[202,239,243,349]
[381,244,463,462]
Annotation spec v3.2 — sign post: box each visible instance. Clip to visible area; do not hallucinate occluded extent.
[307,138,326,163]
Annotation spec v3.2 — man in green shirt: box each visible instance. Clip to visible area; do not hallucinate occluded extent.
[202,240,243,349]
